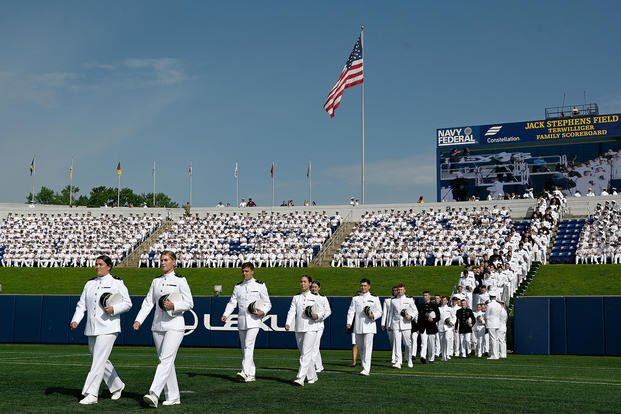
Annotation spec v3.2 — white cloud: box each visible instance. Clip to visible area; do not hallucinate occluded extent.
[123,57,189,86]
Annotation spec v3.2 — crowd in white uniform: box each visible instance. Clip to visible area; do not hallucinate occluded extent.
[0,212,163,267]
[141,211,338,268]
[575,200,621,264]
[331,206,516,268]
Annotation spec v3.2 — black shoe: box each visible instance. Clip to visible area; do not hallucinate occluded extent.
[420,358,426,364]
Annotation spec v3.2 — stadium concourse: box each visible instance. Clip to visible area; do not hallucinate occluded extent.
[0,195,618,276]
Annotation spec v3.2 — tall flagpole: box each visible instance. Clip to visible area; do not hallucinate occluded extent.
[30,155,36,204]
[189,161,193,207]
[69,158,73,207]
[117,161,121,207]
[308,160,312,205]
[360,25,365,205]
[234,161,239,207]
[152,160,156,207]
[271,161,275,208]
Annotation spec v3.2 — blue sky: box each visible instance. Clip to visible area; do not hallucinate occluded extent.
[1,1,620,206]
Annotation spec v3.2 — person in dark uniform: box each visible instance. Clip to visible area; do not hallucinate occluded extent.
[417,290,440,364]
[455,299,476,357]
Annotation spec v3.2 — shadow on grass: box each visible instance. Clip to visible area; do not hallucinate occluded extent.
[44,387,147,405]
[187,372,240,383]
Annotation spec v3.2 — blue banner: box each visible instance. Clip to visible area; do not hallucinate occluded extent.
[436,113,621,149]
[0,295,392,351]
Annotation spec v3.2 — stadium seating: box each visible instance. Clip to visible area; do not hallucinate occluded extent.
[0,212,163,267]
[142,211,338,268]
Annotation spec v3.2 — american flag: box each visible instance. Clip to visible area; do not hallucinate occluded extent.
[324,35,363,118]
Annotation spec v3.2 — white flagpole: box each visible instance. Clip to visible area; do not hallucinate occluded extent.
[271,162,275,208]
[30,155,36,204]
[235,161,239,207]
[117,164,121,207]
[69,158,73,207]
[189,161,193,207]
[152,160,156,207]
[308,161,312,205]
[360,25,365,205]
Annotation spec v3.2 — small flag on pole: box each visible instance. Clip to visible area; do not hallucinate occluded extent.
[323,35,364,118]
[69,160,73,179]
[307,161,311,179]
[30,156,36,176]
[188,162,193,177]
[234,161,238,178]
[270,162,275,178]
[117,162,122,177]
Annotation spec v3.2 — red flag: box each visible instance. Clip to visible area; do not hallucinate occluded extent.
[324,35,364,118]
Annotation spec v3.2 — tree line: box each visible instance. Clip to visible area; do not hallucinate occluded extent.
[27,185,179,208]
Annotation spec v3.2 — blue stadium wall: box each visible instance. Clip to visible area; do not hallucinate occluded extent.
[1,295,619,355]
[0,295,391,351]
[514,296,621,355]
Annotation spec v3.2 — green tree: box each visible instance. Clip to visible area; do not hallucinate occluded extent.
[143,193,180,208]
[58,185,80,205]
[87,186,117,207]
[27,186,57,204]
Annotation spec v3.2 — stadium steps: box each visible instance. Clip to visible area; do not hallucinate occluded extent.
[509,261,542,309]
[311,220,358,267]
[118,219,174,267]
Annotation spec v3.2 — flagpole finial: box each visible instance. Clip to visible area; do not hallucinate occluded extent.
[361,25,364,31]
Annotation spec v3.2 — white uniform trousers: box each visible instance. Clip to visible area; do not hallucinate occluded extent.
[439,330,453,360]
[410,330,419,358]
[386,329,395,363]
[453,329,460,356]
[295,331,318,381]
[499,327,507,358]
[473,328,486,357]
[419,332,436,361]
[82,334,124,397]
[150,330,184,401]
[435,332,441,357]
[239,328,259,377]
[391,328,412,366]
[355,333,375,374]
[313,327,325,371]
[459,333,472,356]
[488,327,501,359]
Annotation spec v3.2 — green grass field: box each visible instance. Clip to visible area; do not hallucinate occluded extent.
[0,344,619,413]
[0,266,460,297]
[525,264,621,296]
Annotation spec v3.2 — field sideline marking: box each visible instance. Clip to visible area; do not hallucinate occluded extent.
[1,360,619,387]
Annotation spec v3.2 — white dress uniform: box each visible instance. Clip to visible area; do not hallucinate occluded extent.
[380,297,395,363]
[498,305,508,358]
[387,295,417,368]
[222,277,272,379]
[485,298,503,359]
[134,271,194,403]
[346,292,382,375]
[286,291,325,383]
[71,274,132,398]
[473,310,486,357]
[437,304,456,361]
[312,294,332,372]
